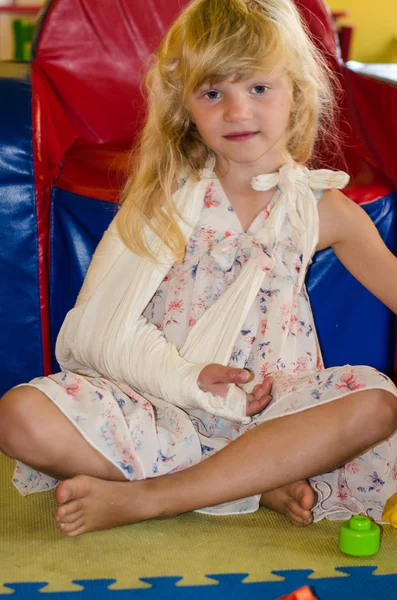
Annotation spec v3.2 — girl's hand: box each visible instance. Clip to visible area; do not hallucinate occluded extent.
[245,377,274,417]
[197,364,273,417]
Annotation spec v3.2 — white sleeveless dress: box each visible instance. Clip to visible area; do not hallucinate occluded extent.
[12,173,397,523]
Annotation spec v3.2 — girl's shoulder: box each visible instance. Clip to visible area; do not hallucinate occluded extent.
[316,188,353,251]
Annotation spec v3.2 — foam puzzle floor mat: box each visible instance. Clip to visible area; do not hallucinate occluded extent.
[1,452,397,599]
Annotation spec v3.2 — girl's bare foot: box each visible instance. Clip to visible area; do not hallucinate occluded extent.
[55,474,317,536]
[260,480,317,527]
[55,476,161,536]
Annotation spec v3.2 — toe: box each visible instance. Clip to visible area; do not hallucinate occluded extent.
[56,480,73,504]
[56,499,83,521]
[286,498,306,519]
[59,517,86,536]
[286,509,312,527]
[285,510,306,527]
[286,498,313,526]
[56,509,84,525]
[66,524,88,537]
[56,475,92,506]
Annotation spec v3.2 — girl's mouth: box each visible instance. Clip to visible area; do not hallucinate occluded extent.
[223,131,258,142]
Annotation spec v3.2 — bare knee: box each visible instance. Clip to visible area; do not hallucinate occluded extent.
[355,389,397,441]
[378,389,397,437]
[0,386,49,458]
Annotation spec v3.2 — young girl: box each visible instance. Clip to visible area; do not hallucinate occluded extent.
[1,0,397,537]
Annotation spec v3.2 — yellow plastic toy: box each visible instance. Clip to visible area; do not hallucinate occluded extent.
[382,491,397,527]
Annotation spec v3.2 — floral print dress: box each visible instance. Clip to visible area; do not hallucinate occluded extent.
[12,176,397,523]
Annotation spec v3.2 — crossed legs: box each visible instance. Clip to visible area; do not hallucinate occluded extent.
[1,385,397,536]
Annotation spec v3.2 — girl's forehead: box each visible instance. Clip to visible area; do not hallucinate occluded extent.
[194,66,288,90]
[180,28,293,93]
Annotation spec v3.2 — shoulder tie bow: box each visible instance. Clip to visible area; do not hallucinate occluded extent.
[251,161,349,289]
[209,161,349,285]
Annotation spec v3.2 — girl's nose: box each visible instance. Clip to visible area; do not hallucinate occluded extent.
[223,97,252,122]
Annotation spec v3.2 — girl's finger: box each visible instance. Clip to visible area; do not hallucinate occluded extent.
[254,383,271,401]
[254,379,274,399]
[224,367,251,384]
[246,394,273,417]
[262,376,274,390]
[247,398,264,417]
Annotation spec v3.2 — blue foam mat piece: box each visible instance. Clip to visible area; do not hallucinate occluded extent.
[2,567,397,600]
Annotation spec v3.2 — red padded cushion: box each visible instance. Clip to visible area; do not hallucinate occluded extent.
[295,0,339,64]
[54,140,129,203]
[34,0,189,145]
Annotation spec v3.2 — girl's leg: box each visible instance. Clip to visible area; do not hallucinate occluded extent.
[0,386,126,481]
[56,388,397,535]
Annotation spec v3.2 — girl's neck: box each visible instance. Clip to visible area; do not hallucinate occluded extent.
[214,152,290,193]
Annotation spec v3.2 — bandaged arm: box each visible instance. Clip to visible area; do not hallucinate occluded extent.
[55,218,249,424]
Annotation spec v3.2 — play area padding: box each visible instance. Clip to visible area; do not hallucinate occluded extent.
[2,451,397,599]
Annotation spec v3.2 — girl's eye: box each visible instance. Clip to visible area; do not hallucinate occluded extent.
[251,85,269,94]
[204,90,221,100]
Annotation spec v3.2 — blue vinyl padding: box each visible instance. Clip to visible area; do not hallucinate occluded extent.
[50,188,118,371]
[308,192,397,377]
[0,63,44,397]
[50,188,397,377]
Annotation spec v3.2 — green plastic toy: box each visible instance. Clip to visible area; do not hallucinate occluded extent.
[12,19,35,61]
[338,515,380,556]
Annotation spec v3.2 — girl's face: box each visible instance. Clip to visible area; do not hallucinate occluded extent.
[187,68,294,172]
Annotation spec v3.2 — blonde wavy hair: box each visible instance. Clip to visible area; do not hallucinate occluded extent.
[117,0,338,262]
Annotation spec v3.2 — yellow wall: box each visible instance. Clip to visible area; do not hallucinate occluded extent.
[326,0,397,63]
